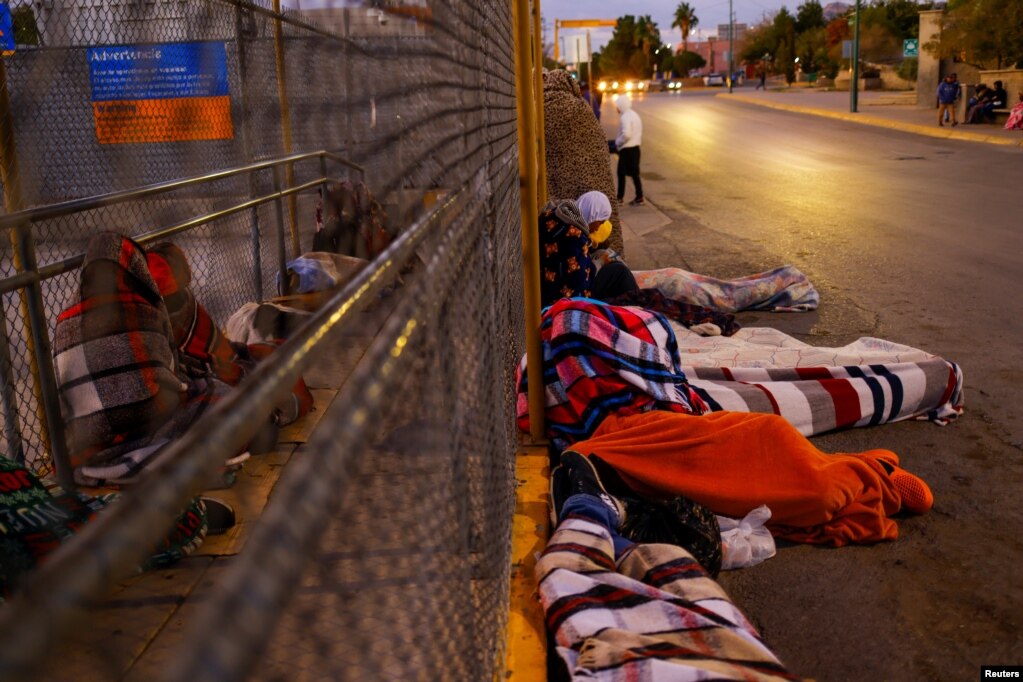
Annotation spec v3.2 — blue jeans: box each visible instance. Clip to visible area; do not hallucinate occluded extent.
[560,494,635,558]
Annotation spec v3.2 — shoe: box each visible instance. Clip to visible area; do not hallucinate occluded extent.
[872,456,934,514]
[628,198,645,206]
[550,451,626,526]
[951,121,959,127]
[938,122,944,127]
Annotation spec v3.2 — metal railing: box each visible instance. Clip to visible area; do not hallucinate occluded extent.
[0,149,362,489]
[0,0,529,678]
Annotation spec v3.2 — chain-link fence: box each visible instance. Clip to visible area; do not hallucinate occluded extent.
[0,0,525,679]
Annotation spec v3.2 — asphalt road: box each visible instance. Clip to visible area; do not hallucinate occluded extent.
[604,91,1023,681]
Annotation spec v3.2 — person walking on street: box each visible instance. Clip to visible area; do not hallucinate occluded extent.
[937,73,960,127]
[756,68,767,90]
[614,96,644,206]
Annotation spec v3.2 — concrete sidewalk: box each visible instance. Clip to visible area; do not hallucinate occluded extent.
[719,87,1023,147]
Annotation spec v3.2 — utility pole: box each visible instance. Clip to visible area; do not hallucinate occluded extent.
[727,0,734,93]
[850,0,861,112]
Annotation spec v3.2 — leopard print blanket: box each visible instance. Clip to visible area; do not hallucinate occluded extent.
[543,69,624,255]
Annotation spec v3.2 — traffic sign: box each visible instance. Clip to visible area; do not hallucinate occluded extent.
[903,39,919,57]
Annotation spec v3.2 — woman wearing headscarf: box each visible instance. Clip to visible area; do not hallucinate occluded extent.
[577,190,638,301]
[538,191,637,309]
[543,69,624,255]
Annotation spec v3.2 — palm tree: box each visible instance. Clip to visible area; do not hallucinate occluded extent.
[671,2,699,55]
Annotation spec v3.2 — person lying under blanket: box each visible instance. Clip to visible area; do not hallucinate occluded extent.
[147,241,313,428]
[564,410,933,547]
[540,451,800,681]
[53,233,305,486]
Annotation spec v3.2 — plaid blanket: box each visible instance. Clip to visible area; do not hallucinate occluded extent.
[537,516,797,681]
[605,288,740,336]
[148,242,244,384]
[516,299,705,448]
[148,242,312,426]
[53,234,230,485]
[633,264,818,312]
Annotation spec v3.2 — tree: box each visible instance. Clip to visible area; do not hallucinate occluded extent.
[931,0,1023,68]
[597,15,664,78]
[673,51,706,76]
[795,26,828,73]
[796,0,825,34]
[671,2,699,55]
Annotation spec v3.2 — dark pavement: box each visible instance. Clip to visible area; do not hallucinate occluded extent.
[603,89,1023,681]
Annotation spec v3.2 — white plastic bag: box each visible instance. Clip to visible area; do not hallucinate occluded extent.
[717,505,776,570]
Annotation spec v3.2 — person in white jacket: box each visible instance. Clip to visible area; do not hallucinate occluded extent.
[614,96,644,206]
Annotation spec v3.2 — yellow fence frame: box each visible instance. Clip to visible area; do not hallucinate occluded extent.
[506,0,549,677]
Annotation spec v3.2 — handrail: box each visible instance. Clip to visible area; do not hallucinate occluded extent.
[0,150,362,230]
[1,176,332,294]
[0,149,364,488]
[0,175,459,682]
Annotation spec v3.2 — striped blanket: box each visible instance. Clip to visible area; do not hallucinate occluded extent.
[516,299,705,448]
[537,516,797,681]
[687,362,963,436]
[665,326,965,435]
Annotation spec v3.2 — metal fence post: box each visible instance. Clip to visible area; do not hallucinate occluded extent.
[271,165,290,296]
[235,3,265,303]
[0,57,70,482]
[513,0,544,442]
[0,299,25,465]
[272,0,300,259]
[531,0,547,205]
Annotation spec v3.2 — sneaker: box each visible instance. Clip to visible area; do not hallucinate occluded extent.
[549,451,627,526]
[628,197,646,206]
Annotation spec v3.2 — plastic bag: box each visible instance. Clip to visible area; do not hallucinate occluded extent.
[717,505,776,570]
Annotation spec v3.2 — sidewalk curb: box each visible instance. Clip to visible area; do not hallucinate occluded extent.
[721,93,1023,148]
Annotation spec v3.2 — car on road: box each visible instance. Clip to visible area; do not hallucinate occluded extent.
[653,78,683,92]
[703,72,726,86]
[597,78,648,94]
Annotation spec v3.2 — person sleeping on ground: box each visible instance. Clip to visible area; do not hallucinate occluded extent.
[518,298,963,447]
[147,241,313,427]
[562,410,934,547]
[52,233,288,486]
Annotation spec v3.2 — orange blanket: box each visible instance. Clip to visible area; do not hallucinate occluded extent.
[570,411,908,546]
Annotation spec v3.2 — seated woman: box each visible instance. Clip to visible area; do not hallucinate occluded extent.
[538,191,637,309]
[53,233,280,486]
[1005,91,1023,130]
[965,83,992,123]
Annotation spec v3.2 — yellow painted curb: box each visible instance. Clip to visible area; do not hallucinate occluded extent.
[504,445,550,680]
[722,93,1023,147]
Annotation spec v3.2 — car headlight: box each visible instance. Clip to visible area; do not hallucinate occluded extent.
[625,81,633,91]
[598,82,607,91]
[638,82,646,90]
[612,81,619,89]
